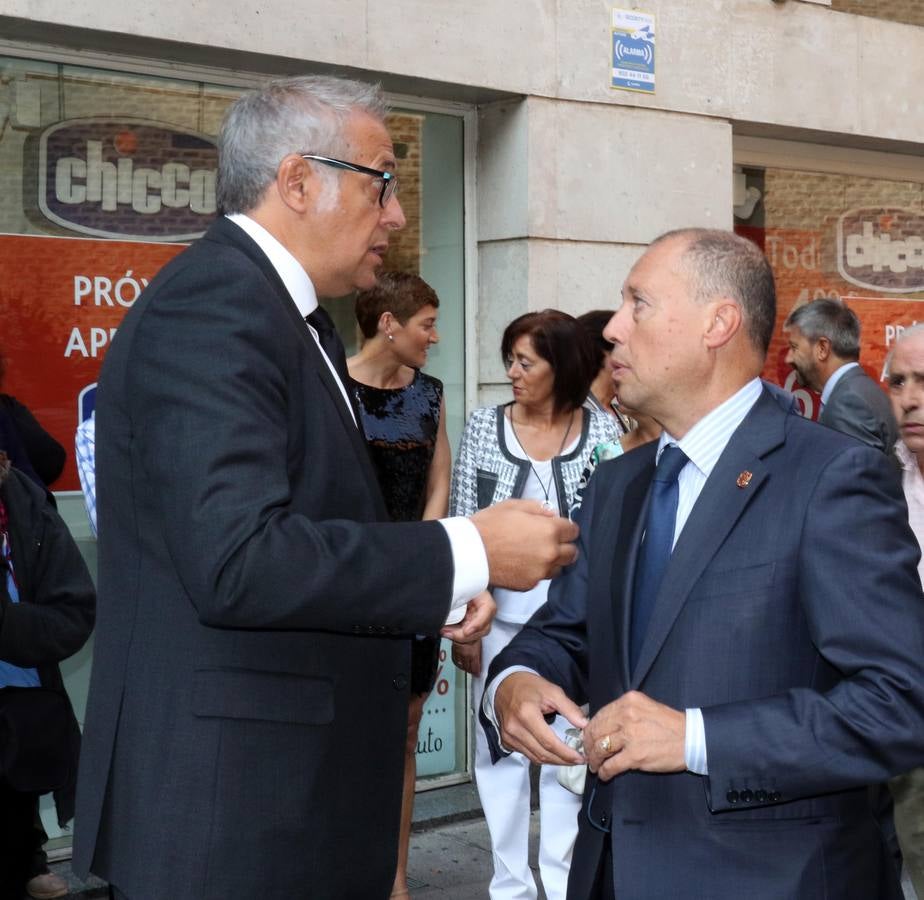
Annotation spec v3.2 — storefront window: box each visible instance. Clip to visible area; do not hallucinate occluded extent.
[0,54,471,847]
[734,163,924,415]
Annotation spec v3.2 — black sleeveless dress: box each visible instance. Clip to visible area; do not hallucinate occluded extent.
[351,369,444,695]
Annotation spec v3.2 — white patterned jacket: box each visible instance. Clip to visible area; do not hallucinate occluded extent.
[449,403,619,520]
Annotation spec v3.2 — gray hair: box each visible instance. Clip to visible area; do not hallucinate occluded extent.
[784,298,860,360]
[217,75,388,214]
[652,228,777,355]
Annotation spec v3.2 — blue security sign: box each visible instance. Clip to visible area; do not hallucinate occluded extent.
[612,8,656,93]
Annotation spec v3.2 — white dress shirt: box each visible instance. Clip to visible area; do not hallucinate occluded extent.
[485,378,765,774]
[225,214,488,614]
[896,440,924,588]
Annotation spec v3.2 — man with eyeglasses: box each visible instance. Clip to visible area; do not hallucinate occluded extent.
[73,75,579,900]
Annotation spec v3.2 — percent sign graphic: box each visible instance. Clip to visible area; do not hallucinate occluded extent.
[435,647,450,695]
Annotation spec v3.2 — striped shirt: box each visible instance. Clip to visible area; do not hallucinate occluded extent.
[660,377,764,550]
[75,412,97,535]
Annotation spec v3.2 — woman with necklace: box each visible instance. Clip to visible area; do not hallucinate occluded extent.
[449,310,617,900]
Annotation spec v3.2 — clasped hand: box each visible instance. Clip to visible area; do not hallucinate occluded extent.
[582,691,686,780]
[441,590,495,645]
[495,674,686,778]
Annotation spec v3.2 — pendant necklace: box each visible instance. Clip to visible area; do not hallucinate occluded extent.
[509,408,576,511]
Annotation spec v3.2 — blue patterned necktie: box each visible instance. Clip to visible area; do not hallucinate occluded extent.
[630,444,688,673]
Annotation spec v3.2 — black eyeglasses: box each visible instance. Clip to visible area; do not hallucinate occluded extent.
[301,154,399,208]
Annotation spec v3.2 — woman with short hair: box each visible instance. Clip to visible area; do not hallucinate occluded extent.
[348,271,452,900]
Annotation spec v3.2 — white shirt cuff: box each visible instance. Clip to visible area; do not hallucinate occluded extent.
[482,665,537,753]
[684,707,708,775]
[439,516,489,611]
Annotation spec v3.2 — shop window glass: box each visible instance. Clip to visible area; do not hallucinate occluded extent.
[734,165,924,417]
[0,55,470,848]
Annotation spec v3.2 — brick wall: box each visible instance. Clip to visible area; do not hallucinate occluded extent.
[381,111,422,275]
[831,0,924,27]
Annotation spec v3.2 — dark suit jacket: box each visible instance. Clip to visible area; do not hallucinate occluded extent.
[0,467,95,825]
[73,218,454,899]
[485,388,924,899]
[819,364,898,454]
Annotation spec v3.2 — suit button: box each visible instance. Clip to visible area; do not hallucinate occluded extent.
[599,814,608,826]
[769,791,781,801]
[740,790,754,803]
[755,790,767,802]
[393,675,408,690]
[726,790,739,804]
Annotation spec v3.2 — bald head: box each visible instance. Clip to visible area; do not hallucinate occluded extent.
[887,325,924,464]
[652,228,777,357]
[603,228,775,438]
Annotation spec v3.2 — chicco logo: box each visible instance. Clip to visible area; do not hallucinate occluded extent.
[36,118,218,241]
[837,208,924,294]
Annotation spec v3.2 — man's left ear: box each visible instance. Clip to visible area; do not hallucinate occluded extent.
[276,154,312,213]
[704,301,742,349]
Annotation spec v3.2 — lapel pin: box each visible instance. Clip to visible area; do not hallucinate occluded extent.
[736,470,753,488]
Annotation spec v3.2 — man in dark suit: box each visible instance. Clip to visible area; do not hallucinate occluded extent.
[486,229,924,898]
[72,75,578,900]
[784,297,898,453]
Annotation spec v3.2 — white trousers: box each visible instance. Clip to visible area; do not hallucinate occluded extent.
[474,618,581,900]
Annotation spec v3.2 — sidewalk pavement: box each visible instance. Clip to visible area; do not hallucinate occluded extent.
[405,809,545,899]
[44,813,544,900]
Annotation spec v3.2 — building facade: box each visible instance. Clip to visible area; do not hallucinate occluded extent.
[1,0,922,849]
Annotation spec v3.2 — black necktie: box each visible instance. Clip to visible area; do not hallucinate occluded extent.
[306,306,350,388]
[629,444,688,673]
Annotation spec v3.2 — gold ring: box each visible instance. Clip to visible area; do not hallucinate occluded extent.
[598,735,612,754]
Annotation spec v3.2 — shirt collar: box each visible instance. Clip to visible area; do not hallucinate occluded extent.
[657,377,764,478]
[896,440,920,473]
[820,361,859,406]
[225,213,318,318]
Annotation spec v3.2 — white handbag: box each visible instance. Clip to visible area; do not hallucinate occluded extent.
[556,726,587,795]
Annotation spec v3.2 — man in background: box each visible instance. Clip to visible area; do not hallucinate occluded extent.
[784,297,897,453]
[887,324,924,900]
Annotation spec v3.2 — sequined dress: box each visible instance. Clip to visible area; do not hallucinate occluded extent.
[351,369,444,693]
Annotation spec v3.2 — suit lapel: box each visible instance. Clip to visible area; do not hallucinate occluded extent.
[609,450,656,689]
[202,219,389,518]
[630,391,787,685]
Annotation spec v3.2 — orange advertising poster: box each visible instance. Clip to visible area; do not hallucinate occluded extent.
[0,233,186,490]
[738,225,924,421]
